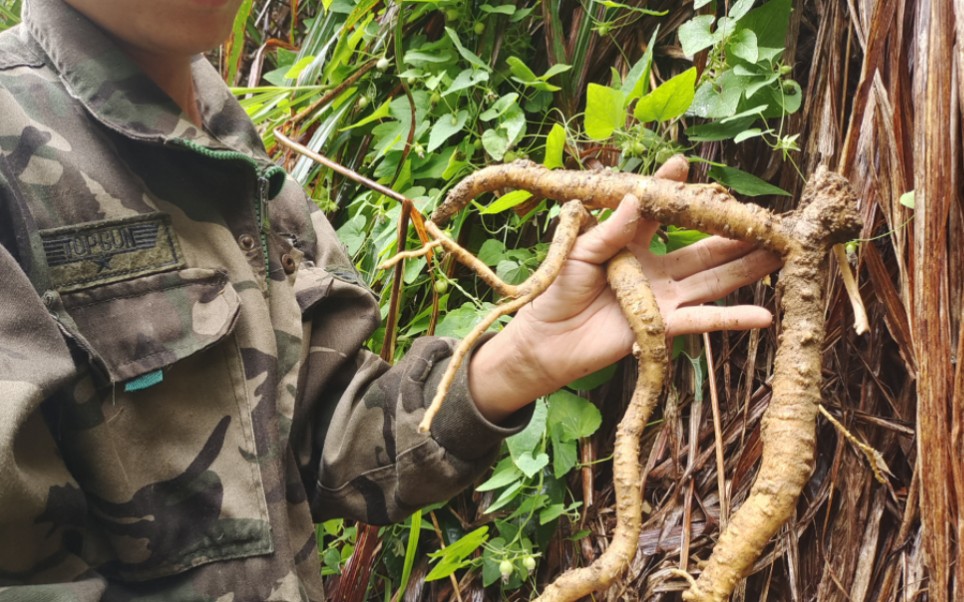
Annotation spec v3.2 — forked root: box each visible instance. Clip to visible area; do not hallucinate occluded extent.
[397,162,860,600]
[533,250,667,602]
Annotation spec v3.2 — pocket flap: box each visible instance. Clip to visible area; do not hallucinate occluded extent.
[58,268,240,383]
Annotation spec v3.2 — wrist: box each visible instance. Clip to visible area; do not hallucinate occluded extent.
[467,320,555,423]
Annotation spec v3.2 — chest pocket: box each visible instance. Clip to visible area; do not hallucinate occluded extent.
[54,268,240,383]
[44,267,273,581]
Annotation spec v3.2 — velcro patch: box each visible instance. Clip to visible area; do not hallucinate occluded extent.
[40,214,184,291]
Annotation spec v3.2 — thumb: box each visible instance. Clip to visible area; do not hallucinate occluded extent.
[569,194,642,265]
[653,154,689,182]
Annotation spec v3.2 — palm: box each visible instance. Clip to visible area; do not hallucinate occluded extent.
[468,157,783,419]
[506,159,781,387]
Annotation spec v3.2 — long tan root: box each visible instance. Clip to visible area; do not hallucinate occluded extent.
[424,163,860,600]
[534,251,667,602]
[682,168,861,601]
[417,201,590,432]
[431,160,792,255]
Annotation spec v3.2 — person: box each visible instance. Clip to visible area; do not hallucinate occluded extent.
[0,0,780,600]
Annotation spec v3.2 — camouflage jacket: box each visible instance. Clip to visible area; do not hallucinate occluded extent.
[0,1,527,600]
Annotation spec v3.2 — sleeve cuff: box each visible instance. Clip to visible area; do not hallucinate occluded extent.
[426,334,534,461]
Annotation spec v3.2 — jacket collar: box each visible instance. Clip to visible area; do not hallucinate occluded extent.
[22,0,278,173]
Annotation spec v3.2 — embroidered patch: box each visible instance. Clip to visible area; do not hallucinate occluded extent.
[40,214,184,291]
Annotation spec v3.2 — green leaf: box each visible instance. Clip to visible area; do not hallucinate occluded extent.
[506,56,566,91]
[737,0,792,49]
[506,56,538,82]
[686,116,757,141]
[708,165,791,197]
[341,97,392,131]
[756,46,786,63]
[634,67,697,123]
[480,93,520,121]
[544,123,566,169]
[476,458,523,491]
[283,55,315,80]
[481,189,533,214]
[225,0,253,85]
[397,510,421,597]
[694,0,714,8]
[733,127,764,143]
[689,72,744,119]
[727,28,759,63]
[772,80,803,114]
[480,3,516,15]
[900,190,915,209]
[546,390,602,441]
[483,480,524,514]
[442,68,489,96]
[335,213,366,256]
[506,493,550,521]
[728,0,756,20]
[542,63,573,80]
[436,302,499,338]
[477,239,507,266]
[550,435,578,478]
[481,128,509,160]
[444,27,489,70]
[622,27,659,101]
[515,451,550,478]
[722,104,769,123]
[507,399,547,458]
[539,503,569,525]
[502,104,527,146]
[427,110,468,152]
[742,70,780,98]
[679,14,717,56]
[403,49,454,66]
[496,259,529,285]
[426,526,489,581]
[584,83,626,140]
[665,226,711,252]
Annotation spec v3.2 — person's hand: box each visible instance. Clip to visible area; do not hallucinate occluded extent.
[468,156,783,422]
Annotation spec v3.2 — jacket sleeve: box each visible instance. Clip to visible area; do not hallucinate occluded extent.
[0,241,106,597]
[294,211,531,525]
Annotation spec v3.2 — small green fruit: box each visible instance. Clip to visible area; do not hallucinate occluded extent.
[499,559,513,579]
[473,21,486,35]
[522,556,537,572]
[433,280,449,295]
[376,56,390,71]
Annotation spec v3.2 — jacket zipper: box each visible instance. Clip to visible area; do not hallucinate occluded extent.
[256,174,270,273]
